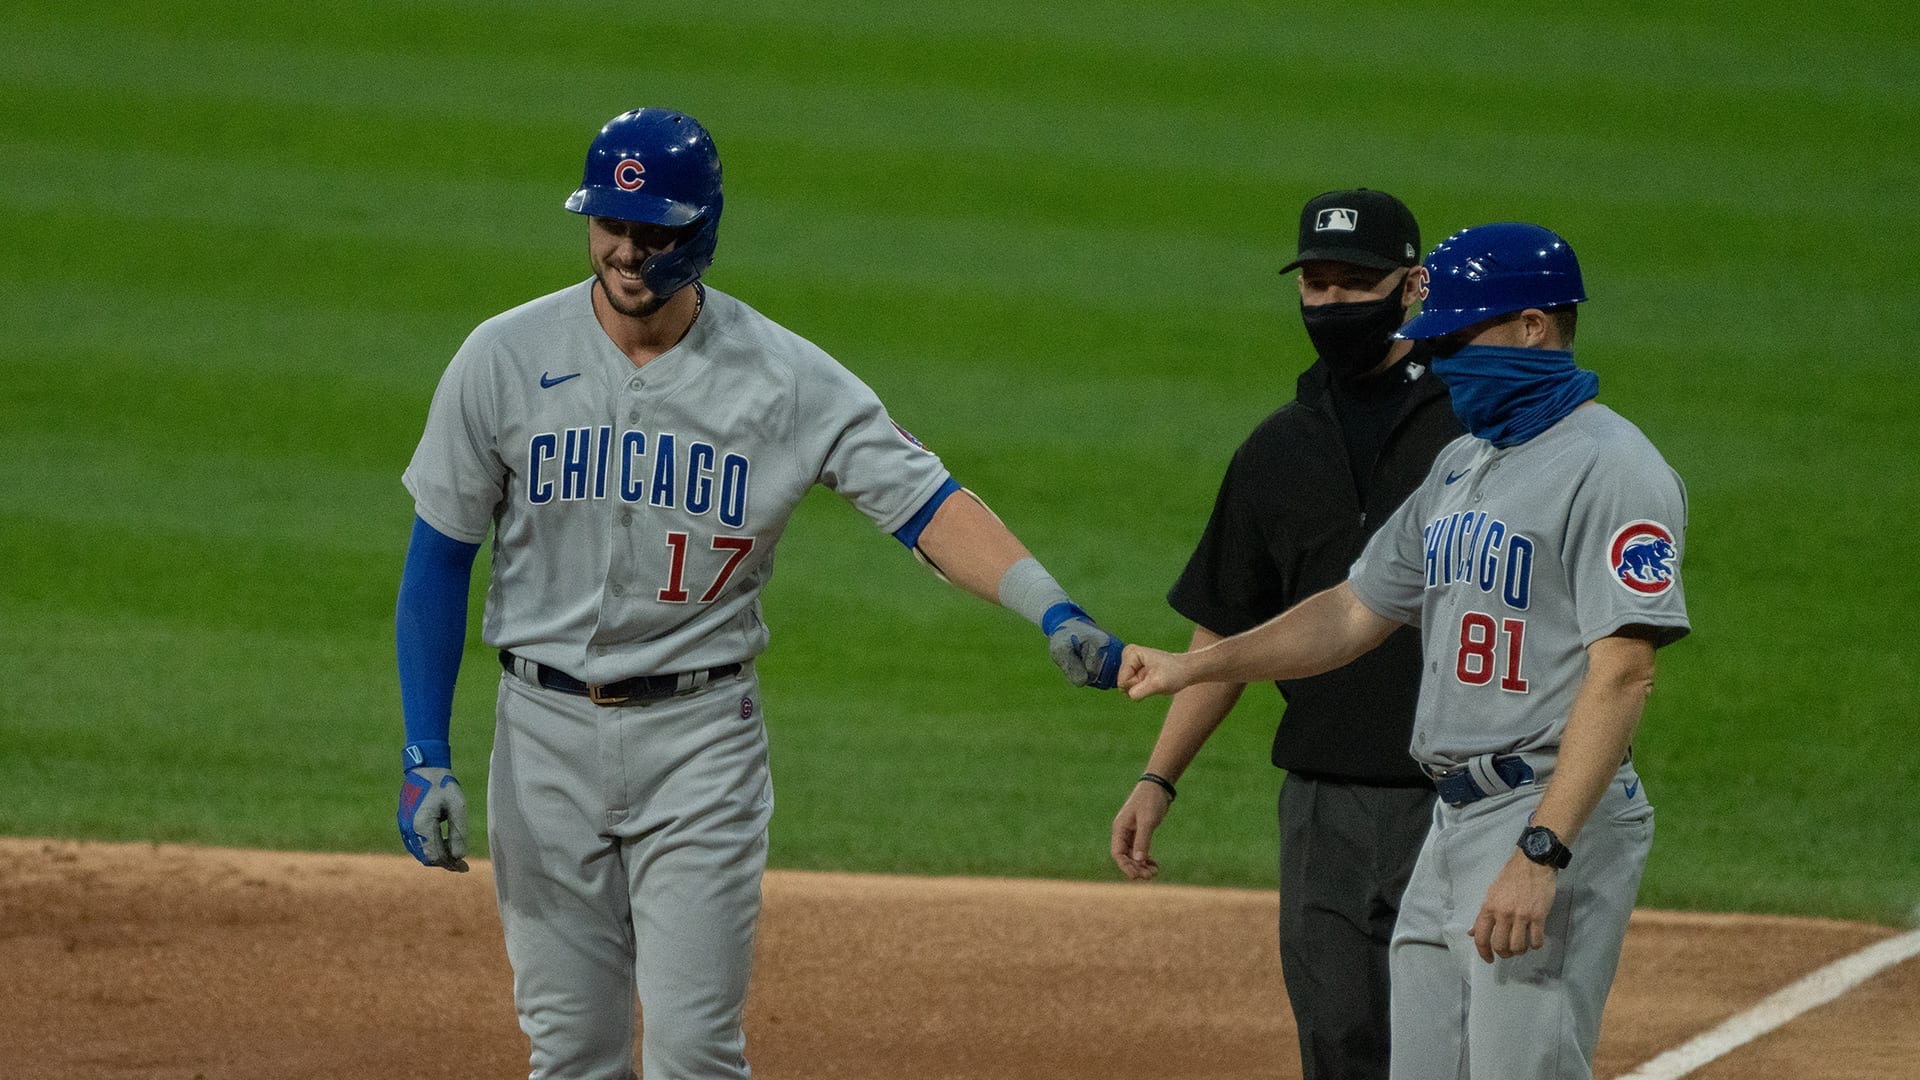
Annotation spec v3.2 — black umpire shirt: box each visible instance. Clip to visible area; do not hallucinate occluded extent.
[1169,355,1462,785]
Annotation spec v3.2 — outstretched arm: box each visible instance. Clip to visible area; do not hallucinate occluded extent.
[909,483,1034,601]
[1119,581,1399,700]
[902,483,1124,689]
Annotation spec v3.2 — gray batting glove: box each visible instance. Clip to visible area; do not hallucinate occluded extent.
[1043,603,1126,690]
[398,767,470,872]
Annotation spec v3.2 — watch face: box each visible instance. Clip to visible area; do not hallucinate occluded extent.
[1521,826,1564,865]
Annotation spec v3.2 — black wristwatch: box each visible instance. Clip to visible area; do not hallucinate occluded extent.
[1518,825,1572,869]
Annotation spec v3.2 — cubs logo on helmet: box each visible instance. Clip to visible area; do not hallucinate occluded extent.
[1609,521,1677,595]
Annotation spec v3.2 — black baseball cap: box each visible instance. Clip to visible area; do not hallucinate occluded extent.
[1279,188,1421,274]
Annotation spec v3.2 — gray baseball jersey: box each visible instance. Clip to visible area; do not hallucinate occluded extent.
[403,279,952,681]
[1347,401,1689,768]
[404,278,954,1077]
[1350,399,1686,1078]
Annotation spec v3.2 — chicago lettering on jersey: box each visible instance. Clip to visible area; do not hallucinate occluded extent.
[1422,510,1533,611]
[525,426,751,528]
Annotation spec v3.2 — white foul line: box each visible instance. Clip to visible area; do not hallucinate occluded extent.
[1615,928,1920,1080]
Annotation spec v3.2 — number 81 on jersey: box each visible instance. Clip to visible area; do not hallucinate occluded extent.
[1455,612,1528,693]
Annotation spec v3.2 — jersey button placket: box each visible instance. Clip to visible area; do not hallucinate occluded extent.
[1470,454,1499,502]
[612,382,639,621]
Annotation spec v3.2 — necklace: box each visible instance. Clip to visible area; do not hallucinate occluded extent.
[664,283,703,352]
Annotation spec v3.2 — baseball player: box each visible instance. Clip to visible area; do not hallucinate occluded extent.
[393,107,1125,1080]
[1118,222,1689,1080]
[1109,189,1458,1080]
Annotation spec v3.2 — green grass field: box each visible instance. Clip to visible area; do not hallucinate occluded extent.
[3,2,1916,924]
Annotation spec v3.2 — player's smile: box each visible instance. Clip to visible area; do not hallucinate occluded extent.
[590,216,684,317]
[607,262,648,296]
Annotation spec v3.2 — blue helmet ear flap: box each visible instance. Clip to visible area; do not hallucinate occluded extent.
[641,202,721,299]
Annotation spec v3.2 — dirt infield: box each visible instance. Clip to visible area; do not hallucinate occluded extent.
[1,838,1913,1079]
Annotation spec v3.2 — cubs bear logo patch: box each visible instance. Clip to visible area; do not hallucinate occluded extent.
[1609,520,1677,595]
[890,420,928,451]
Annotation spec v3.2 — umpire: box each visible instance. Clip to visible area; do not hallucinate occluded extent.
[1111,189,1460,1080]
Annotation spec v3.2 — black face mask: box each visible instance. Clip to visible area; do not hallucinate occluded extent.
[1300,290,1409,382]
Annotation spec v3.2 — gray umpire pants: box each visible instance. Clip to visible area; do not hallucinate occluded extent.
[488,666,770,1080]
[1279,774,1437,1080]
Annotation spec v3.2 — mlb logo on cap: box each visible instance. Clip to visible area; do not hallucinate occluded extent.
[1280,188,1421,274]
[1316,208,1359,232]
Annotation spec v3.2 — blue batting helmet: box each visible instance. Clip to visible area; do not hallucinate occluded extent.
[1395,222,1585,340]
[565,108,722,298]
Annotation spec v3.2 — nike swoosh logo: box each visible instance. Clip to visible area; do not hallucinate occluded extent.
[540,371,581,388]
[1445,469,1469,484]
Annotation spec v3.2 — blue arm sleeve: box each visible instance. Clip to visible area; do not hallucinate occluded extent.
[396,514,482,770]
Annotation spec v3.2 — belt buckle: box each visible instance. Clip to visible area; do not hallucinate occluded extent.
[588,683,631,707]
[1426,763,1478,807]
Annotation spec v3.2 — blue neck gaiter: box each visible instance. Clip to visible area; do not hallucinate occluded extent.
[1430,345,1599,448]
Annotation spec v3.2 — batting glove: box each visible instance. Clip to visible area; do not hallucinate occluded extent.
[1042,602,1126,690]
[399,764,470,872]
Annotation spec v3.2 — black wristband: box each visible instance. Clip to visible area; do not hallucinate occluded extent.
[1138,772,1177,802]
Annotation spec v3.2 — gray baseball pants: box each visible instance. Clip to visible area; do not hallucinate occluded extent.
[488,666,770,1080]
[1388,762,1653,1080]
